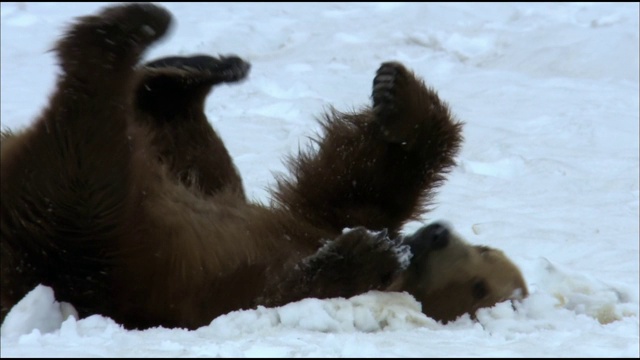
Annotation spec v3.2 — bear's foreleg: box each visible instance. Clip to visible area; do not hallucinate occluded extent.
[133,55,251,198]
[273,62,464,237]
[259,227,411,307]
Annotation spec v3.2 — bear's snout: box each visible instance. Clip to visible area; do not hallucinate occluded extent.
[403,221,452,260]
[421,222,450,250]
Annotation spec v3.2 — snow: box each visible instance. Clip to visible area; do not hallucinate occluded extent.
[1,2,638,357]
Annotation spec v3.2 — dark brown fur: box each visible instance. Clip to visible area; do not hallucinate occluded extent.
[0,4,527,330]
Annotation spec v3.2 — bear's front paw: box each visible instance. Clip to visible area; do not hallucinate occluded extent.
[307,227,409,287]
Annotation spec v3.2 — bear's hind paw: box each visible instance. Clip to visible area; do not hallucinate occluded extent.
[371,62,415,144]
[57,3,172,70]
[372,62,404,118]
[144,55,251,84]
[94,3,172,50]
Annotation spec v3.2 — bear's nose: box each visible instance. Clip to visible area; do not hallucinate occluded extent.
[422,222,450,250]
[403,221,451,258]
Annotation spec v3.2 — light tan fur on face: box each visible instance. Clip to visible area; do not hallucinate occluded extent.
[389,230,528,323]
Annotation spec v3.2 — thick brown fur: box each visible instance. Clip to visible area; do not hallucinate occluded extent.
[0,4,527,330]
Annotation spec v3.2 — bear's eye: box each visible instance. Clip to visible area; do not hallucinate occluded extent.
[472,279,488,299]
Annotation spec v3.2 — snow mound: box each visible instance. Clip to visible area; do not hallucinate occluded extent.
[0,285,78,338]
[200,291,436,341]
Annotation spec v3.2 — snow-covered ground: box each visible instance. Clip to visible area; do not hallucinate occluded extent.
[1,2,638,357]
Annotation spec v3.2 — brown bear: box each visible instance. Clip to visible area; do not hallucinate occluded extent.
[0,3,528,330]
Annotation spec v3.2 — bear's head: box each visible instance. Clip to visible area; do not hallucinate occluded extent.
[390,222,528,323]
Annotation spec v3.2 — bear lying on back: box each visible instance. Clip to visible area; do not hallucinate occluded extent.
[0,3,528,330]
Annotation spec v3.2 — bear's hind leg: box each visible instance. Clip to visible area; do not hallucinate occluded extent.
[0,4,172,321]
[134,55,251,198]
[273,62,463,237]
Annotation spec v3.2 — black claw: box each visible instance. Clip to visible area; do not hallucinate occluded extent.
[374,228,389,241]
[371,62,406,117]
[145,55,216,70]
[371,229,392,251]
[373,73,395,87]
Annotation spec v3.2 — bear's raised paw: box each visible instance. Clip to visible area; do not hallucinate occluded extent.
[144,55,251,84]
